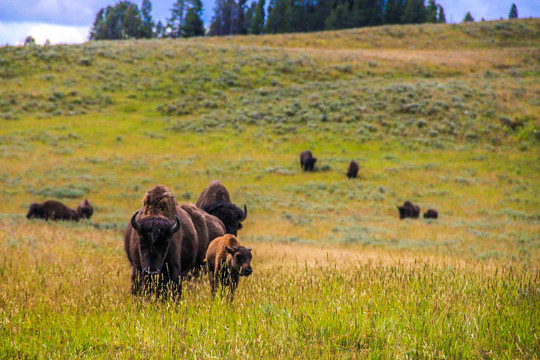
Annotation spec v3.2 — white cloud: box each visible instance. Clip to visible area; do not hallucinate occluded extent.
[0,22,89,45]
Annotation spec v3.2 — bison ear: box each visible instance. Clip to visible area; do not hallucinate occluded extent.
[225,246,235,255]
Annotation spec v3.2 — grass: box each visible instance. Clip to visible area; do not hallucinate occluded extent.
[0,18,539,358]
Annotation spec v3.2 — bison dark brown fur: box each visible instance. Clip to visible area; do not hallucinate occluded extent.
[300,150,317,172]
[26,199,93,221]
[423,209,438,219]
[347,160,359,179]
[205,234,253,299]
[196,180,247,236]
[397,201,420,219]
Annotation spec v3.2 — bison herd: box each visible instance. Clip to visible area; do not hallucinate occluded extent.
[25,150,439,300]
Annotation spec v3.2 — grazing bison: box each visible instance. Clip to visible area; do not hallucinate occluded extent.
[397,201,420,219]
[196,180,247,236]
[300,150,317,172]
[206,234,253,299]
[26,199,93,221]
[347,160,359,179]
[423,209,438,219]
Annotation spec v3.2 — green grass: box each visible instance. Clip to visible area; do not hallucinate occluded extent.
[0,18,539,358]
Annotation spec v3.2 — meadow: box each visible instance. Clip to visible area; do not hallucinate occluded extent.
[0,19,539,358]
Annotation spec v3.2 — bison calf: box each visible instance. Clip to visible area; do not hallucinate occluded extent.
[206,234,253,299]
[347,160,359,179]
[423,209,438,219]
[300,150,317,172]
[397,201,420,219]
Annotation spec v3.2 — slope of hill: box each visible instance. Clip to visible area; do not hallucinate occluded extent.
[0,19,538,359]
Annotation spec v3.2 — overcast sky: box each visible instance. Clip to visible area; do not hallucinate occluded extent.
[0,0,539,45]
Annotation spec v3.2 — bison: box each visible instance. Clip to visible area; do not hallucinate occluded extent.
[397,201,420,219]
[300,150,317,172]
[196,180,247,236]
[125,185,225,298]
[347,160,359,179]
[423,209,438,219]
[26,199,93,221]
[180,204,225,276]
[206,234,253,299]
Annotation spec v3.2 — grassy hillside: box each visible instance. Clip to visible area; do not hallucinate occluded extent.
[0,19,539,358]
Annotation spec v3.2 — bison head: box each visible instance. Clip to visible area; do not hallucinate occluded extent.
[397,206,407,219]
[26,203,43,219]
[203,202,247,236]
[225,245,253,276]
[130,210,181,276]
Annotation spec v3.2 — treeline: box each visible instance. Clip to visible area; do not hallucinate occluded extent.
[91,1,524,40]
[90,0,204,40]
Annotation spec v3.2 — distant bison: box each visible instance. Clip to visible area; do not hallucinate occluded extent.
[347,160,359,179]
[206,234,253,299]
[300,150,317,172]
[125,185,225,298]
[397,201,420,219]
[196,180,247,236]
[423,209,438,219]
[26,199,93,221]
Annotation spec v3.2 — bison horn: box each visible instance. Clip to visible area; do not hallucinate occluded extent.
[170,215,181,234]
[242,204,248,220]
[131,210,141,233]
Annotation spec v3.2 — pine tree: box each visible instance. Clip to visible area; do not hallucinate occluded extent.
[250,0,266,34]
[168,0,186,38]
[141,0,154,38]
[90,8,107,40]
[436,4,445,23]
[358,0,383,27]
[123,3,142,38]
[463,11,474,22]
[508,3,518,19]
[383,0,404,24]
[401,0,426,24]
[155,20,165,37]
[265,0,291,33]
[245,1,256,33]
[184,0,205,36]
[425,0,437,23]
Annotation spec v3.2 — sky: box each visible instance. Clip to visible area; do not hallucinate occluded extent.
[0,0,539,45]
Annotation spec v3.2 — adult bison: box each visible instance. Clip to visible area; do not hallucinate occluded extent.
[397,201,420,219]
[125,185,225,298]
[347,160,359,179]
[26,199,93,221]
[196,180,247,236]
[300,150,317,172]
[423,209,438,219]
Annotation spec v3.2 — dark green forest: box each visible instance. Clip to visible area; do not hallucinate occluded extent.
[90,0,451,39]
